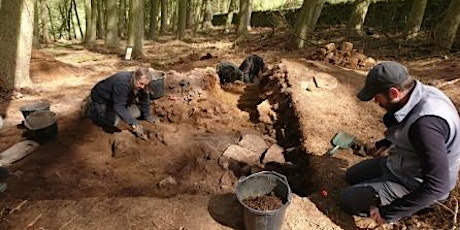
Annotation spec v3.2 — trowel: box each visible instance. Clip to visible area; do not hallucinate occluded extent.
[328,131,356,156]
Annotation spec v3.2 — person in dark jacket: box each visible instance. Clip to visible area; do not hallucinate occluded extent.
[86,67,161,139]
[238,54,265,84]
[340,61,460,225]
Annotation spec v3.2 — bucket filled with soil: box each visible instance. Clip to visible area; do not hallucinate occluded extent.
[236,171,292,230]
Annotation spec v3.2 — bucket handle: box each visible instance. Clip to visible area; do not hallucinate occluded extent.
[239,170,289,185]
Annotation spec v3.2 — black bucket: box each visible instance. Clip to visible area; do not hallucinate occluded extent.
[24,110,58,143]
[149,72,166,100]
[236,171,292,230]
[19,101,50,119]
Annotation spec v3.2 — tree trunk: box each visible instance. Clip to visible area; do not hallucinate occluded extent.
[47,3,56,40]
[72,0,83,39]
[405,0,427,39]
[202,0,213,30]
[96,0,105,39]
[160,0,167,34]
[347,0,371,37]
[0,0,34,89]
[148,0,159,39]
[435,0,460,52]
[119,0,127,39]
[224,0,236,32]
[128,0,144,58]
[33,0,40,47]
[308,0,325,32]
[40,0,50,43]
[105,0,119,50]
[84,0,97,44]
[177,0,187,39]
[237,0,251,40]
[186,0,194,29]
[288,0,322,49]
[246,0,252,31]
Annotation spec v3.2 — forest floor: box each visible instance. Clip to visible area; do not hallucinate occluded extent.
[1,26,460,230]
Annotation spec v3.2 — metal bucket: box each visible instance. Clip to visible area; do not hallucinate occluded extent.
[24,110,58,143]
[236,171,292,230]
[19,101,50,119]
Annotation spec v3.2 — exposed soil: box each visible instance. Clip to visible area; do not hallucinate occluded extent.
[243,193,283,211]
[0,27,460,230]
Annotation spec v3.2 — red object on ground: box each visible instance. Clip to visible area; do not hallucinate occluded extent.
[320,189,328,197]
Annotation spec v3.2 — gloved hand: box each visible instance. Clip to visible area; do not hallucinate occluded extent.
[351,140,387,157]
[144,115,159,123]
[132,124,148,140]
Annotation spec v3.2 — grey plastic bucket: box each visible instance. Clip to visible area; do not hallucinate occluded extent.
[236,171,292,230]
[24,110,58,143]
[19,101,50,119]
[149,72,166,100]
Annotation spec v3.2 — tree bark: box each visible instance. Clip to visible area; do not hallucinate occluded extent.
[186,0,194,29]
[237,0,251,40]
[72,0,83,39]
[105,0,119,50]
[0,0,34,89]
[33,0,40,47]
[435,0,460,52]
[202,0,213,30]
[347,0,371,37]
[288,0,323,49]
[224,0,236,32]
[160,0,168,34]
[128,0,144,58]
[405,0,427,39]
[96,0,105,39]
[84,0,97,44]
[177,0,187,39]
[40,0,50,43]
[119,0,127,39]
[148,0,159,39]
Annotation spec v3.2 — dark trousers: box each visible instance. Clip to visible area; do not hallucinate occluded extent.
[340,157,410,217]
[86,101,140,129]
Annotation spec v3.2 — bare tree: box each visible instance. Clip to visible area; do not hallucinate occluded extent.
[0,0,34,89]
[202,0,213,30]
[288,0,325,49]
[435,0,460,52]
[237,0,251,40]
[177,0,187,39]
[105,0,119,50]
[186,0,194,29]
[405,0,427,39]
[160,0,168,34]
[347,0,371,37]
[40,0,50,43]
[224,0,236,32]
[148,0,159,39]
[84,0,97,44]
[128,0,144,58]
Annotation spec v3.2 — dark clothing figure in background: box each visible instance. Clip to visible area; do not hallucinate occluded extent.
[340,61,460,225]
[238,54,265,84]
[86,68,161,139]
[216,54,266,85]
[216,61,244,84]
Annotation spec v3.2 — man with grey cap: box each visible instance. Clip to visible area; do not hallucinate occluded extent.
[340,61,460,224]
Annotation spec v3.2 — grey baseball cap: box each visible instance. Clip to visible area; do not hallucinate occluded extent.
[357,61,410,101]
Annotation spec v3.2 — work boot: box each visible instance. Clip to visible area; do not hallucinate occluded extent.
[144,115,159,123]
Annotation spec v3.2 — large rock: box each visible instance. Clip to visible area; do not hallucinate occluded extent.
[223,144,260,164]
[238,133,268,155]
[261,143,285,164]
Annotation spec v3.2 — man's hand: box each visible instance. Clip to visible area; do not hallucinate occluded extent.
[370,206,386,225]
[132,124,148,140]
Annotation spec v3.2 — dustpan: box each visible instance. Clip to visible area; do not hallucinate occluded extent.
[328,131,356,156]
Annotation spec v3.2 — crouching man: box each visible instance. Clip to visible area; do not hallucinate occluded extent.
[86,67,161,139]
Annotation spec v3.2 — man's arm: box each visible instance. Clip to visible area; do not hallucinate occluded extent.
[379,115,450,222]
[138,90,151,117]
[113,83,138,126]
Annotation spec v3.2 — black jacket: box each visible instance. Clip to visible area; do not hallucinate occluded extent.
[90,71,150,125]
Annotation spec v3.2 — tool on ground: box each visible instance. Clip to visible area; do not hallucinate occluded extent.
[328,131,357,156]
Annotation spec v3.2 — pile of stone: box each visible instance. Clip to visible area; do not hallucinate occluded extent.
[309,41,375,70]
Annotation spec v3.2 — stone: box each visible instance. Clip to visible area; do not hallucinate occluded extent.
[238,133,268,155]
[222,144,259,165]
[262,144,285,164]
